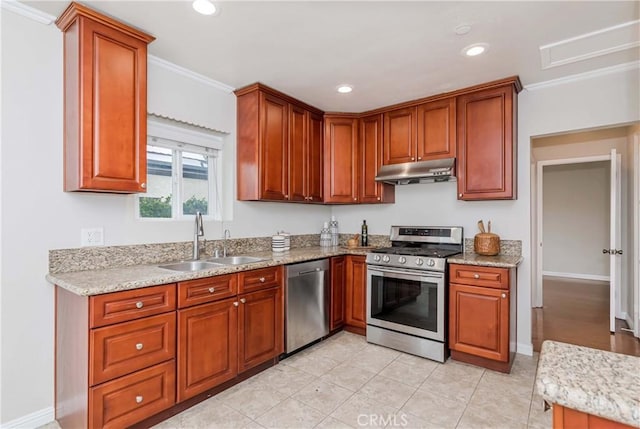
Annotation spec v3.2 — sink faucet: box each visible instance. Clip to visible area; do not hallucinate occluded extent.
[193,212,204,260]
[223,229,231,257]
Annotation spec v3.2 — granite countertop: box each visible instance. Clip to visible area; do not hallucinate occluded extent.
[536,340,640,427]
[47,246,372,296]
[447,252,523,268]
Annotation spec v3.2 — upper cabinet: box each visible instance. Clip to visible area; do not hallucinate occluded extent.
[456,79,521,200]
[56,2,155,193]
[383,107,417,165]
[360,114,395,204]
[323,115,359,203]
[416,98,456,161]
[235,84,323,202]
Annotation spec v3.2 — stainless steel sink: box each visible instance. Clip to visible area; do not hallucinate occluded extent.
[158,260,226,272]
[207,256,267,265]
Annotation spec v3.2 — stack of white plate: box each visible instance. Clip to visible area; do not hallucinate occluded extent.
[272,234,286,252]
[280,232,291,251]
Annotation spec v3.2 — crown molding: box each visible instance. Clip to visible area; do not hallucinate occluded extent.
[1,0,56,25]
[524,61,640,92]
[148,55,235,94]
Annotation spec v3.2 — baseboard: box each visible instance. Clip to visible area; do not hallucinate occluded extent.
[517,342,534,356]
[543,271,610,282]
[1,407,54,429]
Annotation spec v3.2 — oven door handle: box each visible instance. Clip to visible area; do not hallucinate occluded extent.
[368,267,444,281]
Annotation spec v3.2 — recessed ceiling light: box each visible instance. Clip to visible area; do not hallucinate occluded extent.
[454,24,472,35]
[337,85,353,94]
[462,43,489,57]
[192,0,217,15]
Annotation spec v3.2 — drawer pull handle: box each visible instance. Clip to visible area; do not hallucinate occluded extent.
[240,298,246,304]
[136,343,143,351]
[501,293,507,299]
[473,274,480,279]
[135,301,144,309]
[259,277,265,283]
[208,287,215,293]
[233,302,239,307]
[136,395,143,404]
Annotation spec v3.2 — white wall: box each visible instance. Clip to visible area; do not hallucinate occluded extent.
[0,10,330,425]
[542,162,610,277]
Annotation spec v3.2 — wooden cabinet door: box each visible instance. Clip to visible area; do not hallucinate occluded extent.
[359,114,394,204]
[383,107,417,165]
[177,298,238,401]
[456,85,516,200]
[449,283,509,362]
[330,256,346,331]
[58,5,153,193]
[307,111,324,202]
[416,98,456,161]
[345,256,367,331]
[260,92,289,200]
[288,104,307,202]
[238,287,283,373]
[324,116,359,203]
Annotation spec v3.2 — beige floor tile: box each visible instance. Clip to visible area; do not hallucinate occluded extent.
[331,392,398,428]
[292,379,354,414]
[527,394,553,429]
[315,416,355,429]
[250,363,317,396]
[359,374,416,409]
[216,382,288,420]
[151,413,182,428]
[244,421,266,429]
[456,406,527,429]
[465,387,531,425]
[389,411,446,429]
[36,422,61,429]
[328,331,368,348]
[401,389,466,428]
[312,339,368,363]
[281,353,340,377]
[419,363,483,403]
[345,343,400,373]
[321,362,377,392]
[179,398,254,429]
[255,398,325,429]
[379,358,438,388]
[476,369,534,398]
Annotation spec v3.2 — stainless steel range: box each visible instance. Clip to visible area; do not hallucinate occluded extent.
[366,226,463,362]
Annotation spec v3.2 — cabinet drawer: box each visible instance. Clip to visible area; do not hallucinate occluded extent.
[89,360,175,429]
[449,264,509,289]
[238,266,282,294]
[90,284,176,328]
[90,313,176,385]
[178,274,237,308]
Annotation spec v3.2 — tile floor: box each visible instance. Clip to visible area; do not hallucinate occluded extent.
[148,331,550,429]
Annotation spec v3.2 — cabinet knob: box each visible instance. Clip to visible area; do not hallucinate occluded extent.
[377,197,381,201]
[411,157,415,161]
[135,301,143,309]
[285,194,289,199]
[473,274,480,279]
[233,301,239,307]
[141,183,146,189]
[501,293,507,299]
[240,298,247,304]
[259,277,265,283]
[135,343,143,351]
[208,287,215,293]
[308,197,313,201]
[135,395,143,404]
[418,157,422,160]
[458,193,463,198]
[353,197,357,201]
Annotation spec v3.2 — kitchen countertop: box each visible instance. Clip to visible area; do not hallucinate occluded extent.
[536,340,640,427]
[447,252,522,268]
[47,246,371,296]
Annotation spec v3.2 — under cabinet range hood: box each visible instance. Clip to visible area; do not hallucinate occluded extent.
[375,158,455,185]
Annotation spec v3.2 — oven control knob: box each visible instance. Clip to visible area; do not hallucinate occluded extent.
[373,255,381,262]
[398,257,406,264]
[426,259,436,267]
[415,258,424,266]
[382,255,391,263]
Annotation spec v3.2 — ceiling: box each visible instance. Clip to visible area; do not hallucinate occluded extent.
[24,1,640,112]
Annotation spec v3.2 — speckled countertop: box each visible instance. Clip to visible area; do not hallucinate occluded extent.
[47,247,372,296]
[536,340,640,427]
[447,252,523,268]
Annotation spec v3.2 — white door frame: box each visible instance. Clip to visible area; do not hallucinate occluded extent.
[534,155,621,319]
[634,133,640,337]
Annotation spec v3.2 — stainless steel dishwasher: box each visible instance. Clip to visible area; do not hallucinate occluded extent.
[285,258,330,354]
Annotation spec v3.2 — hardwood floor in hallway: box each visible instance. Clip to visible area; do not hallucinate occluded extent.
[532,276,640,357]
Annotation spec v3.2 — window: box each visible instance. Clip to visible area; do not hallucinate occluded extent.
[138,116,224,220]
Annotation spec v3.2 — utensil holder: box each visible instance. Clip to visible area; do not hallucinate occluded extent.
[474,233,500,256]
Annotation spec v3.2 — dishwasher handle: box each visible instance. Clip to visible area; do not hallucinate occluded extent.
[297,268,322,276]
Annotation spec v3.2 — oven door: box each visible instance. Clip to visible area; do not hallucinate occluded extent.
[366,265,445,342]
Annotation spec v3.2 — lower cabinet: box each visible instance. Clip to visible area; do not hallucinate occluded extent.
[448,263,516,372]
[177,297,238,402]
[345,255,367,334]
[330,256,346,331]
[552,404,636,429]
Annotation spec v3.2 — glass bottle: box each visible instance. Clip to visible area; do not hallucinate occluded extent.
[361,220,368,247]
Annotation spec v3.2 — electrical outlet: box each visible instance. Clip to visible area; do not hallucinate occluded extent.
[81,227,104,247]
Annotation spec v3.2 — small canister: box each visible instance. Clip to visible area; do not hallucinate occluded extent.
[474,220,500,256]
[272,234,286,252]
